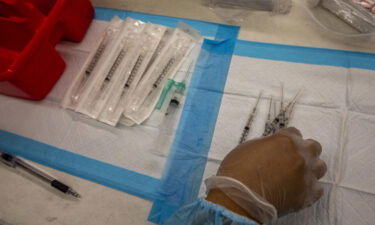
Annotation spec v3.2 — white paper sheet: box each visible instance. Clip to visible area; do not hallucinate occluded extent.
[203,55,375,225]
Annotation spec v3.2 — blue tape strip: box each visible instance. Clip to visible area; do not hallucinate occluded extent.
[148,26,239,224]
[95,7,227,38]
[0,130,160,201]
[234,40,375,70]
[95,8,241,219]
[94,8,127,21]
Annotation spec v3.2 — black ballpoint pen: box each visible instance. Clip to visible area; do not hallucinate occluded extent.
[0,152,81,198]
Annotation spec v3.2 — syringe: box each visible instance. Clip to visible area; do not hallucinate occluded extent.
[70,41,107,102]
[263,96,275,136]
[88,49,126,111]
[239,92,262,144]
[110,54,144,113]
[153,57,176,88]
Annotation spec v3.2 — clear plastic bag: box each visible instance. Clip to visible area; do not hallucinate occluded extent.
[123,23,201,125]
[209,0,291,12]
[148,49,201,156]
[62,17,123,110]
[63,18,202,128]
[98,23,167,126]
[305,0,375,36]
[118,28,176,127]
[149,80,186,156]
[76,18,146,119]
[204,0,292,22]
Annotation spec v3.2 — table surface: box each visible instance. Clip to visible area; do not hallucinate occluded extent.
[1,1,374,225]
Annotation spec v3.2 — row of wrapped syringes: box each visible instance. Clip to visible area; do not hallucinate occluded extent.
[62,17,201,126]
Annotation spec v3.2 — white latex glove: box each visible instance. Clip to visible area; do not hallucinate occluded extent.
[206,127,327,224]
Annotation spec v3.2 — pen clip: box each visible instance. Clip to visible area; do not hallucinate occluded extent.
[0,152,17,168]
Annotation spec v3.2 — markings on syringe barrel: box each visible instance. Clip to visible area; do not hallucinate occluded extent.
[114,54,145,103]
[105,49,126,82]
[239,92,262,144]
[72,42,107,102]
[110,54,146,114]
[262,97,274,137]
[86,42,107,75]
[153,58,176,88]
[125,54,144,88]
[145,37,168,73]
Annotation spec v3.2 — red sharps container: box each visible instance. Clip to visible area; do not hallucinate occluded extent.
[0,0,94,100]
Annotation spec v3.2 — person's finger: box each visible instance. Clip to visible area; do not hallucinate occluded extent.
[312,159,327,180]
[310,184,324,205]
[305,139,322,157]
[303,184,324,208]
[278,127,302,138]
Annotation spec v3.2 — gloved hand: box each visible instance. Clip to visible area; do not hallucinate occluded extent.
[206,127,327,224]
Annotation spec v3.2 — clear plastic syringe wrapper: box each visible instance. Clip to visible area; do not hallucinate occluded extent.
[207,0,292,13]
[144,28,175,76]
[118,28,175,127]
[76,18,146,119]
[124,23,201,124]
[62,17,123,110]
[150,80,186,157]
[148,55,200,156]
[203,0,292,22]
[98,23,167,126]
[305,0,375,36]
